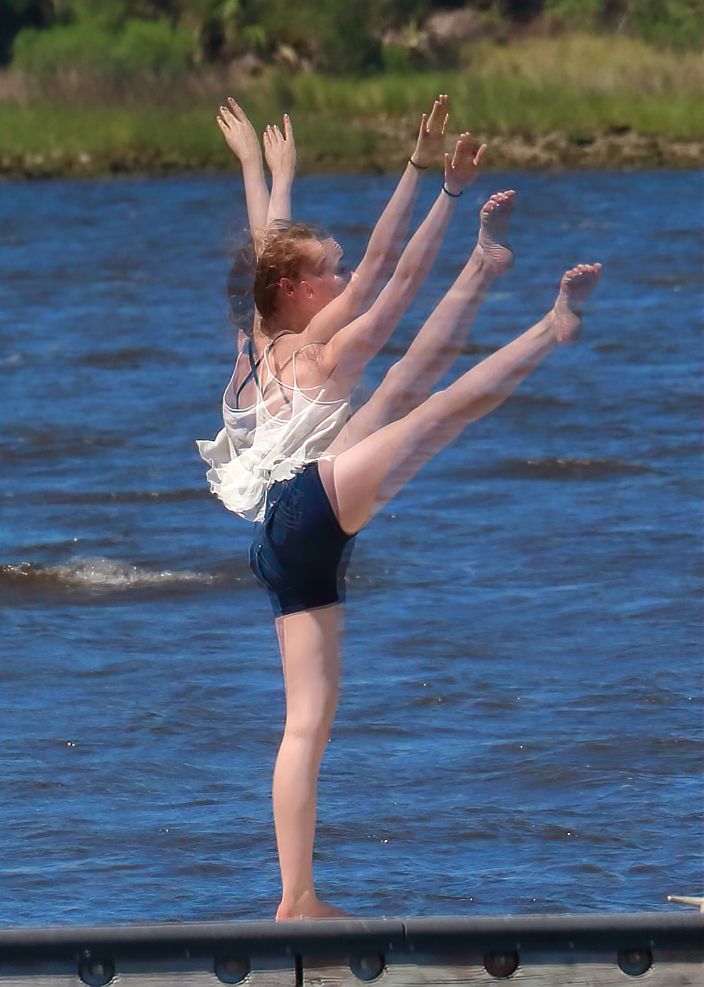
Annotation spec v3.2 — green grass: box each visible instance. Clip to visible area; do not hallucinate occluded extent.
[260,34,704,140]
[1,35,702,174]
[0,103,385,173]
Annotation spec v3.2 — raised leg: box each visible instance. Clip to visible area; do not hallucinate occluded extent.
[272,604,349,920]
[326,191,516,456]
[323,264,601,534]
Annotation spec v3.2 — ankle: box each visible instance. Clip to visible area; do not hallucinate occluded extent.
[470,245,494,279]
[280,887,316,910]
[276,888,317,921]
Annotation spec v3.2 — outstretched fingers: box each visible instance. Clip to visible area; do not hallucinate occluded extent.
[412,94,449,168]
[444,131,486,194]
[425,93,449,135]
[216,96,264,166]
[449,131,474,168]
[217,104,235,129]
[264,114,297,180]
[226,96,247,122]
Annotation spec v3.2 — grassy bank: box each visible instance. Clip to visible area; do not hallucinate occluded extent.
[1,35,702,176]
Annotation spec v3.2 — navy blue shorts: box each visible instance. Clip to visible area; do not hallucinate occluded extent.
[249,462,356,617]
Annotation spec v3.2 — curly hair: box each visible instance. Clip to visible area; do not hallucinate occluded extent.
[226,221,330,339]
[252,221,329,326]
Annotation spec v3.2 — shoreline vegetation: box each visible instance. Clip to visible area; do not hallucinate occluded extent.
[2,5,703,177]
[3,123,701,178]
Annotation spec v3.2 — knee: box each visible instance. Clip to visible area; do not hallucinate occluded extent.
[412,388,456,436]
[285,690,339,746]
[383,361,425,416]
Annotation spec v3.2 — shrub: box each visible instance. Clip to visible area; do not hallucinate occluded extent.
[381,44,413,74]
[543,0,704,47]
[629,0,704,49]
[543,0,603,31]
[13,24,116,76]
[113,19,196,74]
[12,18,196,79]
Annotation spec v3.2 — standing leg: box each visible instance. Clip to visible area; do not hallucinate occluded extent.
[326,191,516,456]
[272,604,349,920]
[323,264,601,534]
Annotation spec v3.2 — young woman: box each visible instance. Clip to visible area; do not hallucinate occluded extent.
[199,98,601,920]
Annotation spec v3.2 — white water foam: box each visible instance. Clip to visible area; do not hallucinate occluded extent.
[1,556,216,589]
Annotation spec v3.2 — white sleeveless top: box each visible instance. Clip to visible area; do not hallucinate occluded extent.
[196,335,349,522]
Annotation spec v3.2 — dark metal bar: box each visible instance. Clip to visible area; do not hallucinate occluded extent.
[403,911,704,952]
[0,918,405,962]
[0,912,701,963]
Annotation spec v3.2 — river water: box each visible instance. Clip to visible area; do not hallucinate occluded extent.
[0,171,702,925]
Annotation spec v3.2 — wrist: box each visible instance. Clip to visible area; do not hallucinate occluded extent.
[240,153,264,171]
[441,183,463,198]
[408,156,428,171]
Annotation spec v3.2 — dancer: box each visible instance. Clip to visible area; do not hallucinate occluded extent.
[216,95,460,347]
[199,100,602,921]
[216,94,516,447]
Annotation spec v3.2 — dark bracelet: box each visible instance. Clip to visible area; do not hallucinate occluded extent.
[408,157,428,170]
[442,184,463,198]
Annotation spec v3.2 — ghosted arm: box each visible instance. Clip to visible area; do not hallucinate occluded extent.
[298,96,453,342]
[217,97,270,254]
[264,115,296,226]
[316,135,486,383]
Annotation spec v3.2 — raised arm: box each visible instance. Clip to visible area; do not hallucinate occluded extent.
[299,96,451,338]
[317,134,487,383]
[353,95,449,299]
[217,98,270,253]
[264,114,296,225]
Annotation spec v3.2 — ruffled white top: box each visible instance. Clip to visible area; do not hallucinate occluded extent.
[196,336,349,522]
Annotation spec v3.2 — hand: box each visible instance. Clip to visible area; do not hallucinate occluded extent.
[263,114,296,183]
[216,97,262,168]
[411,94,449,169]
[443,132,486,195]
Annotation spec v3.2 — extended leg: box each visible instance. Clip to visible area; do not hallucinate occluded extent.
[272,604,349,920]
[327,191,516,456]
[323,264,601,534]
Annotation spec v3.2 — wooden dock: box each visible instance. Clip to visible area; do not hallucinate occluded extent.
[0,911,702,985]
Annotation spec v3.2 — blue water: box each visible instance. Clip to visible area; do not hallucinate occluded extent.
[1,171,702,927]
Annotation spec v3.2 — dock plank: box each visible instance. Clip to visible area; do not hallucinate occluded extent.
[302,950,703,986]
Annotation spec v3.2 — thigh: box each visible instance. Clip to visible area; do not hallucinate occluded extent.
[324,390,458,535]
[276,605,344,728]
[325,357,423,458]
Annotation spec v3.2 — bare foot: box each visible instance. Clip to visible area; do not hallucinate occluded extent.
[552,263,602,344]
[477,190,516,275]
[275,889,350,921]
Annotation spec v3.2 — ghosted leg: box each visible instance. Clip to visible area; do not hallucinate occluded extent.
[326,191,516,456]
[324,264,601,535]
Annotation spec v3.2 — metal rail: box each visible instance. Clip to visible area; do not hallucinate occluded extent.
[0,911,702,985]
